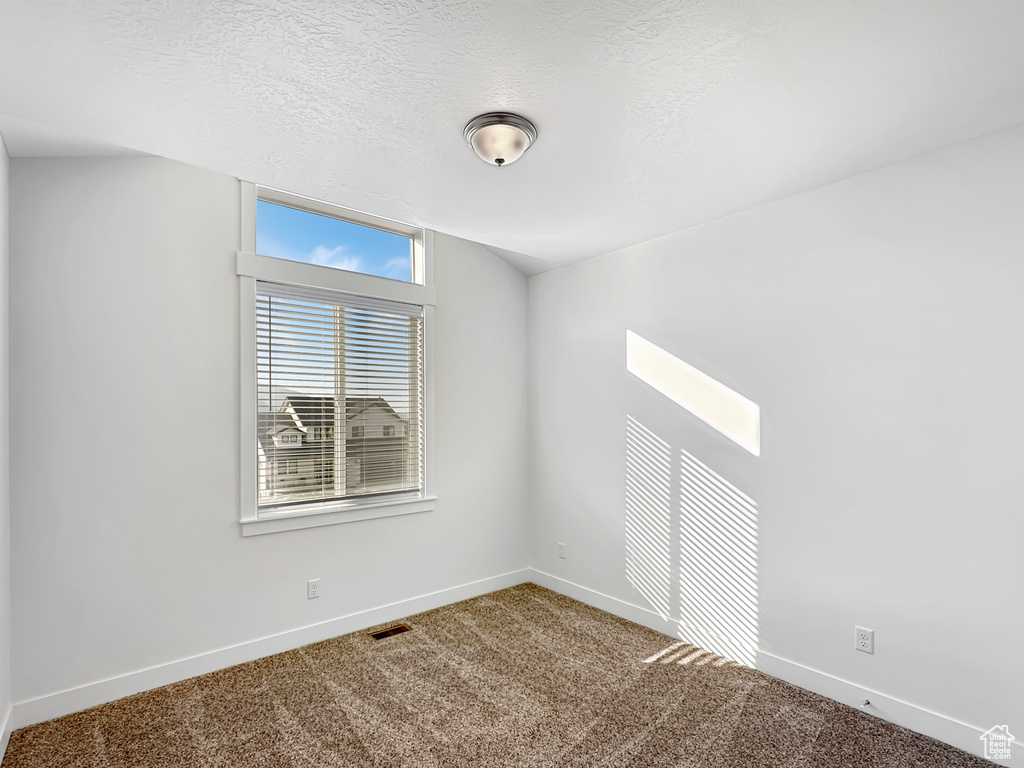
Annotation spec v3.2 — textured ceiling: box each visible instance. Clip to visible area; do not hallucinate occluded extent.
[1,1,1023,273]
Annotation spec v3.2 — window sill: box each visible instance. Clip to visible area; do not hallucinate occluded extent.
[241,495,437,537]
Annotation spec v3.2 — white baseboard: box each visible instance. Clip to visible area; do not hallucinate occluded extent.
[13,568,532,730]
[10,568,1020,768]
[0,703,13,762]
[758,652,1022,767]
[531,570,1020,767]
[529,569,680,638]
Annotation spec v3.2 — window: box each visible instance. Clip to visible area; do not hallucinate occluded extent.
[239,184,436,536]
[257,281,422,506]
[257,200,414,282]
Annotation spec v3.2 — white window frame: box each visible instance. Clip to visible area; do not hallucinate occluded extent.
[238,182,436,536]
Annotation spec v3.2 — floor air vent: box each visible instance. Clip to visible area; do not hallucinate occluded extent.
[369,624,411,640]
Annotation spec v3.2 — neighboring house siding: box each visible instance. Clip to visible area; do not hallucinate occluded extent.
[258,396,410,505]
[347,403,405,439]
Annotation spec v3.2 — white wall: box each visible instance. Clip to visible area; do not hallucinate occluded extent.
[8,130,1022,760]
[529,122,1024,758]
[9,158,529,716]
[0,128,12,752]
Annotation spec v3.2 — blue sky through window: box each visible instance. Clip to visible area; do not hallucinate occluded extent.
[256,200,413,282]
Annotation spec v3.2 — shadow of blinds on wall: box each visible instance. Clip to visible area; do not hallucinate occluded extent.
[678,449,758,667]
[625,416,673,619]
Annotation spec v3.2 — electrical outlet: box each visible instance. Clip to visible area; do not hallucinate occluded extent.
[307,578,320,600]
[558,543,566,560]
[855,626,874,654]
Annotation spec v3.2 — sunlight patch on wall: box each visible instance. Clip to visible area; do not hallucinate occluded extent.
[625,416,672,619]
[626,331,760,456]
[678,449,758,667]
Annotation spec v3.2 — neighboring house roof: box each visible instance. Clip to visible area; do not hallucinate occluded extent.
[283,395,403,427]
[283,396,336,430]
[257,412,301,455]
[346,397,402,420]
[258,395,405,458]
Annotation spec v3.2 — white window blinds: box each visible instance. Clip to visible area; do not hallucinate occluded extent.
[255,280,423,513]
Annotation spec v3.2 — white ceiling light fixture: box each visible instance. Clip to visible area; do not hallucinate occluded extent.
[464,112,538,167]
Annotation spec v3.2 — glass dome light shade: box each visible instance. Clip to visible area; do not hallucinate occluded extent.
[464,112,538,167]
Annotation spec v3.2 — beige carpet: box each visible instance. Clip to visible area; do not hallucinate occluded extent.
[4,584,990,767]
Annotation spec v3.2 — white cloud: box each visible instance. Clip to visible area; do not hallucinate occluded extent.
[310,245,361,272]
[383,256,410,278]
